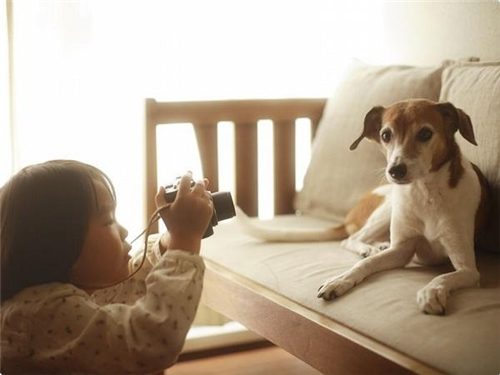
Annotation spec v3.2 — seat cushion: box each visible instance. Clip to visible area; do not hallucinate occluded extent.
[294,60,443,221]
[439,61,500,252]
[203,216,500,375]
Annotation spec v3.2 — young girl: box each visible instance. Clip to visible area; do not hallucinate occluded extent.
[0,160,214,374]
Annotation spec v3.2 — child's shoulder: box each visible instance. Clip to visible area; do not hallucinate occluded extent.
[2,282,90,313]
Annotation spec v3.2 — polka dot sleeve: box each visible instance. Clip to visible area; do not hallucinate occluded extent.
[0,249,205,374]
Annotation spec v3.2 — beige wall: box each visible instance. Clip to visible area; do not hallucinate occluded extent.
[382,2,500,65]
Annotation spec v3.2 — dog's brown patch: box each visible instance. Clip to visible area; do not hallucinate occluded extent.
[429,135,450,172]
[431,139,464,188]
[471,163,489,238]
[350,106,384,150]
[447,144,465,188]
[345,192,385,235]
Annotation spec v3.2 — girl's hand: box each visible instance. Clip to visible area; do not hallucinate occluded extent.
[156,172,213,255]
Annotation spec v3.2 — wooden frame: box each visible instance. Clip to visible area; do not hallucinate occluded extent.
[144,98,325,231]
[144,98,443,374]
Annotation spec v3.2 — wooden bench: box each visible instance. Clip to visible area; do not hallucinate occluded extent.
[144,98,443,375]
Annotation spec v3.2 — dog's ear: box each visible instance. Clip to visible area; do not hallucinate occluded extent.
[350,106,384,150]
[436,102,477,146]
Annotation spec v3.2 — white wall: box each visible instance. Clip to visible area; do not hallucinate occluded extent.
[381,2,500,65]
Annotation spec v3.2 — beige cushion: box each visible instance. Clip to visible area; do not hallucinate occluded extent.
[295,60,443,221]
[439,61,500,252]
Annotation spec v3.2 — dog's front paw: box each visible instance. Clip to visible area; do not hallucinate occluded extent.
[317,276,355,300]
[417,285,448,315]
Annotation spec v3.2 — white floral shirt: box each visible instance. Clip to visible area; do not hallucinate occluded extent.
[0,234,205,374]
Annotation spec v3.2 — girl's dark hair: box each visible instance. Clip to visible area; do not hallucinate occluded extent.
[0,160,115,302]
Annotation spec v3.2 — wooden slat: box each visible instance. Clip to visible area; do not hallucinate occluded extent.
[235,122,258,217]
[144,98,159,232]
[201,260,444,375]
[273,120,295,215]
[193,124,219,192]
[150,98,326,126]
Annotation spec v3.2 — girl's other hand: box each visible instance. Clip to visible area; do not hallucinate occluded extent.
[156,172,213,255]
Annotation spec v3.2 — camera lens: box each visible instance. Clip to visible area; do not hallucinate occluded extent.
[211,192,236,220]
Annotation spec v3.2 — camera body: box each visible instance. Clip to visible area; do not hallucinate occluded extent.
[164,179,236,238]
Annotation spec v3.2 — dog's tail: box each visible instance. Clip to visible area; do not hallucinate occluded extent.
[235,206,348,242]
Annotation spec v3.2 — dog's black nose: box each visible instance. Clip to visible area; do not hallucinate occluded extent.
[389,164,407,180]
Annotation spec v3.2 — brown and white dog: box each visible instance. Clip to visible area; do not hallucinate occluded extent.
[236,99,489,315]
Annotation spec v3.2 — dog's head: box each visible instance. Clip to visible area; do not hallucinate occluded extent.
[350,99,477,185]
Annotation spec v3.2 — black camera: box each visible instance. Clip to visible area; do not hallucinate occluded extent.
[164,179,236,238]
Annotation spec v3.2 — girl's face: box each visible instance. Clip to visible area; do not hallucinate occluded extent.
[69,180,132,293]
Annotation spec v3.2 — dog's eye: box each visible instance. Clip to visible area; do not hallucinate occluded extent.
[381,130,392,143]
[417,128,433,142]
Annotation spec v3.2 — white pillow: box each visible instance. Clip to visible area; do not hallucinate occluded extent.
[440,61,500,252]
[295,60,443,221]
